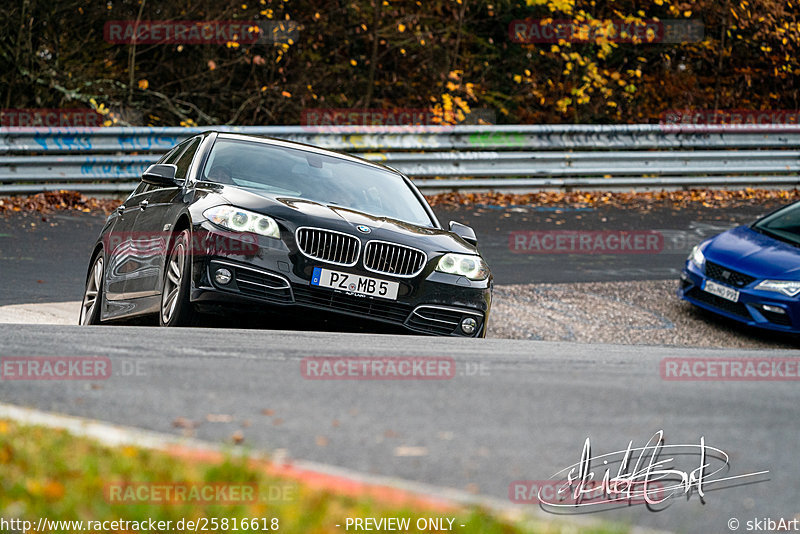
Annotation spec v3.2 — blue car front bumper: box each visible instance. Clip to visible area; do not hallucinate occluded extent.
[679,260,798,333]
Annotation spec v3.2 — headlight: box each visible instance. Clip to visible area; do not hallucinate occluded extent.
[203,205,280,238]
[688,245,705,268]
[436,253,489,281]
[755,280,800,297]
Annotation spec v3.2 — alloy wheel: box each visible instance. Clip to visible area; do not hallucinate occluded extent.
[161,238,186,324]
[80,256,103,325]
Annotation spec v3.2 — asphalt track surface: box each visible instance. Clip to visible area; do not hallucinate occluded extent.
[0,203,797,533]
[0,324,794,533]
[0,202,770,304]
[441,202,771,285]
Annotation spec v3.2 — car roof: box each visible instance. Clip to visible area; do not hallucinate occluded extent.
[209,131,402,176]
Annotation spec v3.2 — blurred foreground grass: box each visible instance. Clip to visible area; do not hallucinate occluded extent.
[0,418,625,534]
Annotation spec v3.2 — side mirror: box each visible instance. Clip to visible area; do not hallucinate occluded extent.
[449,221,478,246]
[142,164,180,186]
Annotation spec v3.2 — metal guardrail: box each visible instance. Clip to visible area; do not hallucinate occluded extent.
[1,125,800,194]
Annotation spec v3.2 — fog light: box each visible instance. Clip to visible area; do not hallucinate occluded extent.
[763,304,786,314]
[460,317,478,335]
[215,268,232,285]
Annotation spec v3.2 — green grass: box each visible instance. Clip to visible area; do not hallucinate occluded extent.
[0,419,626,534]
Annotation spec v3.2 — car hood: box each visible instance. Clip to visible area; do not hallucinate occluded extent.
[216,185,477,254]
[702,225,800,279]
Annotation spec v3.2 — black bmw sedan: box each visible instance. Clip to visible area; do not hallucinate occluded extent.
[79,132,492,336]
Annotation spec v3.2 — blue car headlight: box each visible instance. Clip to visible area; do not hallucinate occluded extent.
[203,205,280,238]
[436,253,489,281]
[754,280,800,297]
[688,245,706,268]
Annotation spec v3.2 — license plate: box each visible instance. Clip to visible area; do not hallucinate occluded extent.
[703,279,740,302]
[311,267,399,300]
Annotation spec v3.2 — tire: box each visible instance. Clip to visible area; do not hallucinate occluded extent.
[159,229,194,326]
[79,252,104,325]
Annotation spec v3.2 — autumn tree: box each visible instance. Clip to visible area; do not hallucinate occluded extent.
[0,0,797,126]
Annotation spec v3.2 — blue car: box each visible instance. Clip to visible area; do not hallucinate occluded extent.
[679,201,800,333]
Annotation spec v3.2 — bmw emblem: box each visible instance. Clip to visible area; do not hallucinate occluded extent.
[356,225,371,234]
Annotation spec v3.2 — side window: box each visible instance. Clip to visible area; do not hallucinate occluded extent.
[132,182,148,196]
[174,137,202,180]
[138,139,192,194]
[141,141,188,193]
[122,181,148,203]
[159,143,185,165]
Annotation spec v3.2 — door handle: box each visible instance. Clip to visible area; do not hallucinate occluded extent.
[139,200,149,210]
[116,205,125,215]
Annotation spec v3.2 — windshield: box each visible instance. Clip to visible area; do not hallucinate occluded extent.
[203,138,434,227]
[753,202,800,246]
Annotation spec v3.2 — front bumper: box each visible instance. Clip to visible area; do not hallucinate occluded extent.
[188,223,491,337]
[678,260,798,333]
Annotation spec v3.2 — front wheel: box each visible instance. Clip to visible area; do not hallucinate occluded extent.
[160,230,194,326]
[79,253,104,325]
